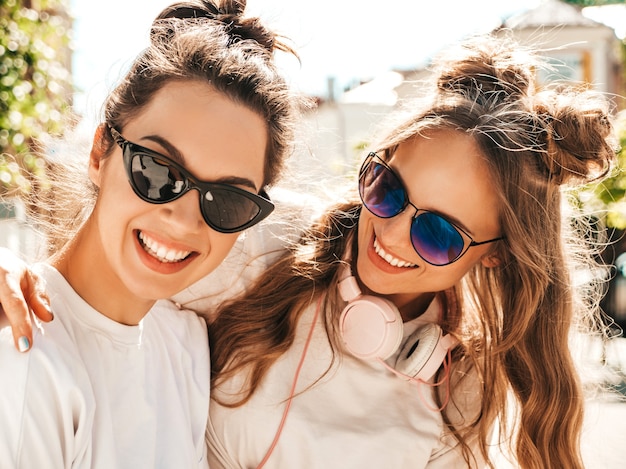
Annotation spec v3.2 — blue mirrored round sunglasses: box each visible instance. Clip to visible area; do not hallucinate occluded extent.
[109,126,274,233]
[358,153,502,266]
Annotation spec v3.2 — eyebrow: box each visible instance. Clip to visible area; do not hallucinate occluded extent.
[139,134,259,191]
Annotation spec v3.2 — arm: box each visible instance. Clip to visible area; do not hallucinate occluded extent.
[0,247,53,352]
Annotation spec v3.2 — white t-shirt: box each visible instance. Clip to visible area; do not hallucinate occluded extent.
[207,296,484,469]
[0,264,210,469]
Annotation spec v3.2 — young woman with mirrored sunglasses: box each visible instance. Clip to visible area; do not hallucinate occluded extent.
[203,35,617,469]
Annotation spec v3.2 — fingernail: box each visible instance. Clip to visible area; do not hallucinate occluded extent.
[41,299,54,320]
[18,336,30,353]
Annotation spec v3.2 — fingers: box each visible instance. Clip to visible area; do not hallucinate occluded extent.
[0,248,52,353]
[0,288,33,352]
[25,270,53,323]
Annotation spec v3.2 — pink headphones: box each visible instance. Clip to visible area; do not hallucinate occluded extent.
[338,265,457,382]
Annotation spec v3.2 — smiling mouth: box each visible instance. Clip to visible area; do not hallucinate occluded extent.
[138,231,192,263]
[373,237,417,268]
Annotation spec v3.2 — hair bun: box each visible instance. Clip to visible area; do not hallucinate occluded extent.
[433,35,537,105]
[430,35,616,186]
[156,2,221,21]
[534,90,615,185]
[152,0,280,53]
[156,0,244,21]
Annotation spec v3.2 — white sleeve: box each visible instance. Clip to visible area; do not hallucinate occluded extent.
[0,325,93,468]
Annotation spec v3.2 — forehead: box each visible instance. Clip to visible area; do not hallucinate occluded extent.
[389,129,500,237]
[123,80,268,188]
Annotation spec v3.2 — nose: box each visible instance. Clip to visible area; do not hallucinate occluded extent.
[378,206,415,248]
[160,189,204,232]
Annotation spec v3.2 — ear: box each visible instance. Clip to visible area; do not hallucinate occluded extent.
[88,124,109,187]
[481,253,501,268]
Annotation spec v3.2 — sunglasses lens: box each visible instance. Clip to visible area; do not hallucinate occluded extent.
[360,160,405,218]
[411,212,465,265]
[130,153,186,201]
[201,189,261,231]
[127,150,268,232]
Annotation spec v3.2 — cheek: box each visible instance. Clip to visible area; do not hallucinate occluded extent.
[212,233,239,258]
[91,161,147,241]
[198,232,240,276]
[358,208,378,235]
[97,155,134,201]
[98,174,142,220]
[436,251,485,284]
[356,211,375,252]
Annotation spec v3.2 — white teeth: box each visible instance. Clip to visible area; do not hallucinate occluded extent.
[138,232,191,263]
[373,238,416,268]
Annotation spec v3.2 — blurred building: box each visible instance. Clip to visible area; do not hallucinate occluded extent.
[498,0,623,95]
[297,0,624,179]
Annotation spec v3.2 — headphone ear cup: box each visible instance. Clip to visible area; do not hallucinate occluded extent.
[395,323,447,381]
[339,295,404,360]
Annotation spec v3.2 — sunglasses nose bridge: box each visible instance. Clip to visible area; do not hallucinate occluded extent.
[185,182,229,231]
[185,182,209,221]
[399,199,420,226]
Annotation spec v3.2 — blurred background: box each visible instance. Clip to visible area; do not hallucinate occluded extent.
[2,0,626,466]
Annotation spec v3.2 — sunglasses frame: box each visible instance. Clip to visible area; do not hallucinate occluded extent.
[359,152,503,266]
[108,125,275,233]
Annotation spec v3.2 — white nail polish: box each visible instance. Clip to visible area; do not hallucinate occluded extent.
[18,336,30,352]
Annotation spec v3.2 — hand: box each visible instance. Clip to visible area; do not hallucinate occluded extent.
[0,248,53,352]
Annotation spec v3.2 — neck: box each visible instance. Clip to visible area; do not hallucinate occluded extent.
[395,292,436,322]
[50,224,154,325]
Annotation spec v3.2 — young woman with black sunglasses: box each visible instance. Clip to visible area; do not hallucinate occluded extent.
[0,0,304,466]
[201,36,617,468]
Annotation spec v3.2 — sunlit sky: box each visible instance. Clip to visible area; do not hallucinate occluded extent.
[68,0,625,123]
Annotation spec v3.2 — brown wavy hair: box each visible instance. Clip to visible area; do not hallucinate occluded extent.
[210,34,618,469]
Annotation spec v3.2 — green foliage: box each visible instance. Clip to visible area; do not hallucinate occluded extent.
[578,111,626,228]
[563,0,626,6]
[0,0,72,195]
